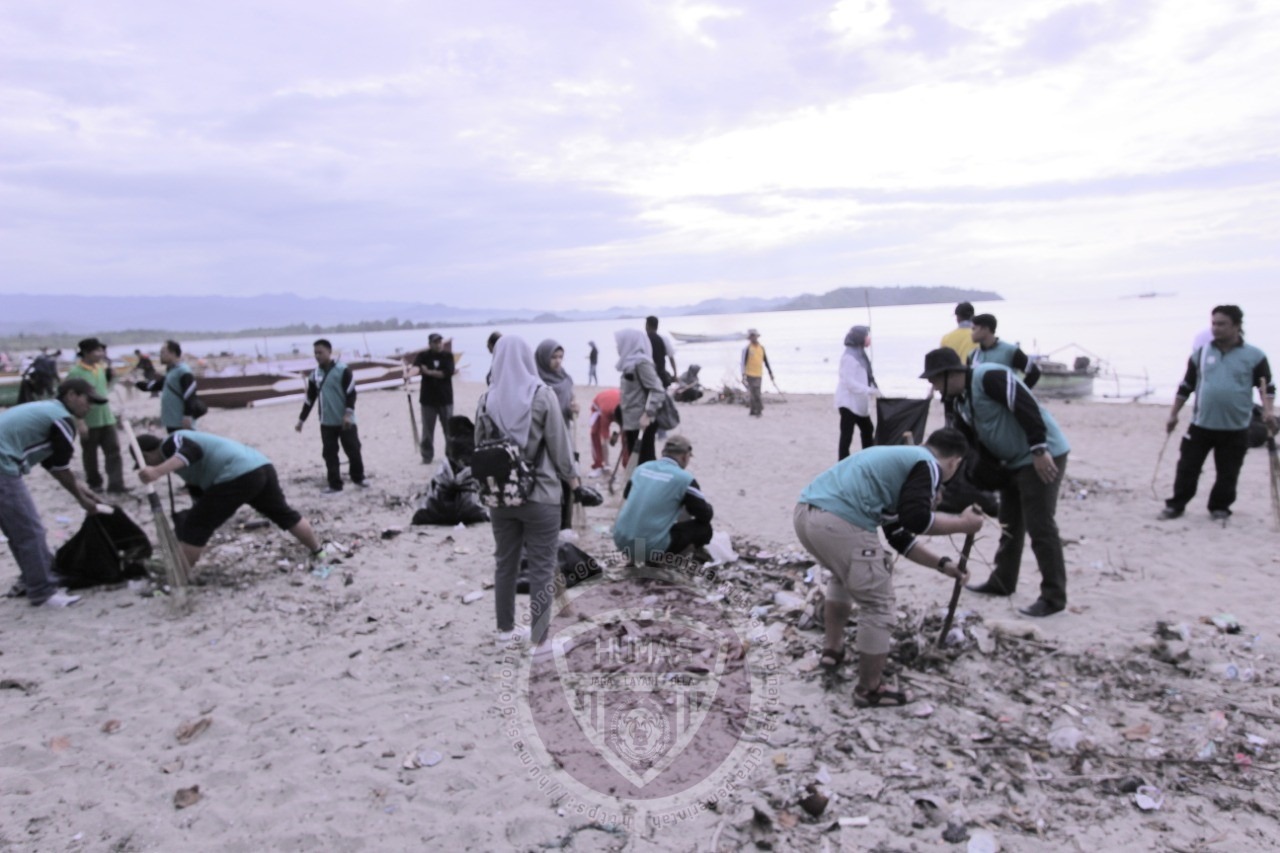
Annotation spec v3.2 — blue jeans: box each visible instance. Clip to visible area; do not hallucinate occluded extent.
[0,474,59,604]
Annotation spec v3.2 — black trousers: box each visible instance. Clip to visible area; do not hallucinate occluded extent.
[837,408,875,460]
[321,424,365,489]
[668,519,714,555]
[1167,425,1249,514]
[624,423,659,465]
[988,454,1069,609]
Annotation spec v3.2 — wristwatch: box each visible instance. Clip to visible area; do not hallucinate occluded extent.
[938,557,953,573]
[1031,447,1047,457]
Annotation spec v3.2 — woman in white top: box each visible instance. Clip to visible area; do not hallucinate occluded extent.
[836,325,878,459]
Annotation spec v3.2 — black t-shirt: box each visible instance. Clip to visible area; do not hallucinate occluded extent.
[413,350,455,406]
[647,331,672,386]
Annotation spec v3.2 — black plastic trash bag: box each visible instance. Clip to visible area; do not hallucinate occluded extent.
[412,459,490,526]
[874,397,931,446]
[53,509,152,589]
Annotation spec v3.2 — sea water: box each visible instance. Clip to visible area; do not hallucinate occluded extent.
[118,287,1279,404]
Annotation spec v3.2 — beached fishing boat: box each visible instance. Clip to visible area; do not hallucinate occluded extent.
[0,373,22,407]
[199,359,412,408]
[1030,355,1100,399]
[670,331,746,343]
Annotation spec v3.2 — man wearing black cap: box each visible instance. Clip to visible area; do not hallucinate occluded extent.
[613,435,714,565]
[0,379,112,608]
[409,333,456,464]
[921,348,1071,617]
[65,337,126,494]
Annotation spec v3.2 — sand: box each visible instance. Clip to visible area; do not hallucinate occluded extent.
[2,381,1278,851]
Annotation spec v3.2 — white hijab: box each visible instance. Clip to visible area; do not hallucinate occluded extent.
[484,335,543,446]
[614,329,653,373]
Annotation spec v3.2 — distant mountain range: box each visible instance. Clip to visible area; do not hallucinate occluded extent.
[0,286,999,339]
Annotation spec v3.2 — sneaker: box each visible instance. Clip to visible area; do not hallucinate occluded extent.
[531,636,574,660]
[5,580,27,598]
[495,626,531,648]
[36,589,82,608]
[587,469,603,479]
[322,486,343,494]
[353,481,370,489]
[1157,507,1183,520]
[1210,509,1231,521]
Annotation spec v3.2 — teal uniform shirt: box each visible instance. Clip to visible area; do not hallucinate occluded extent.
[161,362,196,430]
[1184,342,1271,431]
[613,457,695,556]
[799,445,938,532]
[302,362,356,427]
[961,364,1069,470]
[971,340,1019,368]
[0,401,77,477]
[167,430,270,491]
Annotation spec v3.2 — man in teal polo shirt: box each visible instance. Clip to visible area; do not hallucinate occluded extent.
[1161,305,1276,521]
[922,347,1071,618]
[1,378,111,608]
[134,430,324,570]
[296,339,366,493]
[794,427,980,707]
[135,340,202,433]
[613,435,713,565]
[968,314,1041,389]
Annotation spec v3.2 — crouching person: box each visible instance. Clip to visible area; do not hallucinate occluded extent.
[613,435,713,566]
[793,427,982,708]
[133,431,324,569]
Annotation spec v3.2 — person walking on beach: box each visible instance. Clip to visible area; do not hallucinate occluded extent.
[741,329,774,418]
[586,341,599,386]
[794,427,980,706]
[968,314,1041,388]
[645,316,676,388]
[475,336,579,651]
[1,379,115,608]
[1160,305,1276,521]
[133,430,325,570]
[940,302,979,364]
[836,326,879,459]
[295,339,366,493]
[409,333,455,465]
[615,330,665,465]
[921,347,1071,618]
[135,340,202,433]
[65,338,126,495]
[536,339,579,530]
[613,435,714,566]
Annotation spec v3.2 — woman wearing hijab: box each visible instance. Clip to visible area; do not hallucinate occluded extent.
[614,329,665,466]
[836,325,879,459]
[536,339,579,530]
[475,336,579,650]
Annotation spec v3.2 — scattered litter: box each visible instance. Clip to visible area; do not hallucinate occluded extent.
[403,749,444,769]
[1209,614,1242,634]
[967,830,1000,853]
[174,785,202,809]
[837,815,869,828]
[101,719,123,734]
[311,565,332,580]
[1133,785,1164,811]
[461,590,485,604]
[176,717,213,745]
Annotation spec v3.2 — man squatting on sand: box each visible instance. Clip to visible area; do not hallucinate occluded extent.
[134,431,324,570]
[794,427,982,707]
[612,434,714,566]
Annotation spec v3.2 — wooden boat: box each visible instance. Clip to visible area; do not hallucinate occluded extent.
[0,372,22,407]
[670,331,746,344]
[1030,355,1100,399]
[199,359,412,409]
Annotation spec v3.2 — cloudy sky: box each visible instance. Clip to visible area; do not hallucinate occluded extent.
[2,0,1277,312]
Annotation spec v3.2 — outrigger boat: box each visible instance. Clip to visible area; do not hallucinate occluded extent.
[669,331,746,344]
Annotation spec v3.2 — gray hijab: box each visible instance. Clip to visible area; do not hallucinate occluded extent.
[484,335,543,445]
[844,325,876,388]
[614,329,653,373]
[535,338,574,420]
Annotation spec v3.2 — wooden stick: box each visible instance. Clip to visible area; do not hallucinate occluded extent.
[937,532,976,647]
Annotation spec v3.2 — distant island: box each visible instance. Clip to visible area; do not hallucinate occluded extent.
[0,286,999,351]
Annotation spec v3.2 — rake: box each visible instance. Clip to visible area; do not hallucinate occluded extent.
[121,420,191,611]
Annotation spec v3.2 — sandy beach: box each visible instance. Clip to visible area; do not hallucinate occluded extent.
[2,380,1278,852]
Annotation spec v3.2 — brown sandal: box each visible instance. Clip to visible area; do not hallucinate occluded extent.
[854,683,911,708]
[819,648,846,671]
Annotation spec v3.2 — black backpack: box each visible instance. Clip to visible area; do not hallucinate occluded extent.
[472,411,542,509]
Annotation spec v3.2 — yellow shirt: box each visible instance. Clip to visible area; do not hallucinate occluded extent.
[940,327,978,363]
[743,343,767,378]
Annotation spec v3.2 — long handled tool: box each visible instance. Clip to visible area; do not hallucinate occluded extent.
[121,420,191,611]
[769,376,787,401]
[936,532,976,647]
[1150,431,1173,499]
[404,365,421,456]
